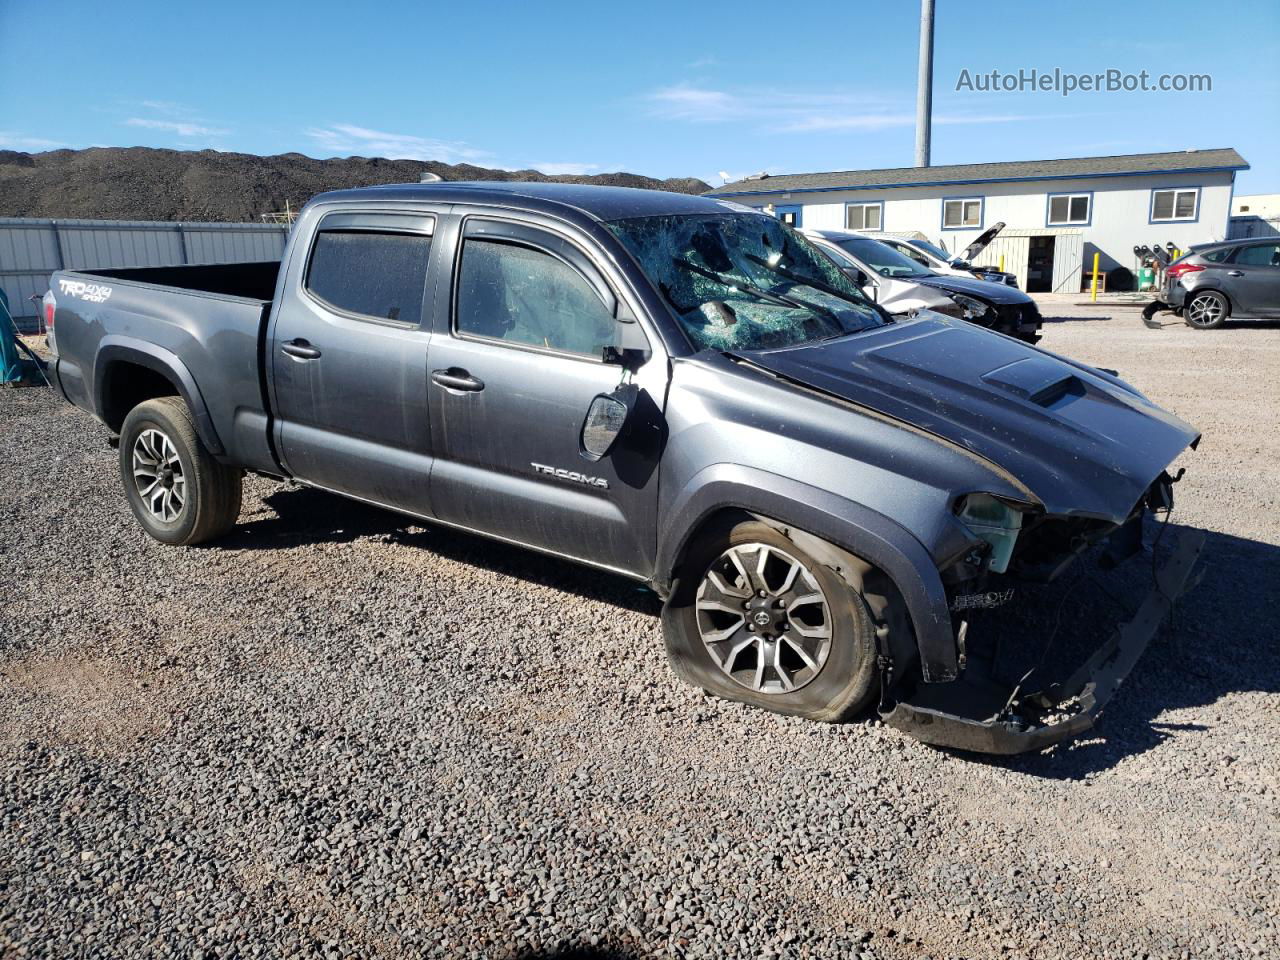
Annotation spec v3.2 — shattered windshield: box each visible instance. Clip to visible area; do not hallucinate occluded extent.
[606,212,884,351]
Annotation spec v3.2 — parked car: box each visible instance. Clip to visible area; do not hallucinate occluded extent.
[869,231,1020,287]
[1145,237,1280,329]
[44,183,1202,754]
[803,229,1042,343]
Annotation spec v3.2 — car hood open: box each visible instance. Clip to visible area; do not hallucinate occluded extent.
[735,316,1199,522]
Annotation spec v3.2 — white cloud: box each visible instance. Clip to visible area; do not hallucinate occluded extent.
[646,84,1064,133]
[0,132,67,150]
[305,124,491,164]
[125,117,229,138]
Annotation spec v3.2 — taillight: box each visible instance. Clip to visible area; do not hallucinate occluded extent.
[1166,262,1204,280]
[42,291,56,354]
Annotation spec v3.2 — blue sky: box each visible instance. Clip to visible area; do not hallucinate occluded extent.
[3,0,1278,192]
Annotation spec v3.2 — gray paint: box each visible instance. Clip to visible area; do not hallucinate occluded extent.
[0,217,288,330]
[46,181,1200,705]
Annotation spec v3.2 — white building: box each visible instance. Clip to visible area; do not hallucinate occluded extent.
[1229,193,1280,240]
[707,148,1247,292]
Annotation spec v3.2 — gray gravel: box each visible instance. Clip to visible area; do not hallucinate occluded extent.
[2,301,1278,959]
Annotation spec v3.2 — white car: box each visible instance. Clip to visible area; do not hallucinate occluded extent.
[866,227,1020,288]
[803,229,1042,342]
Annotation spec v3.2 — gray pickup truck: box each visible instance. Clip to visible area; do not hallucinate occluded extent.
[45,182,1204,753]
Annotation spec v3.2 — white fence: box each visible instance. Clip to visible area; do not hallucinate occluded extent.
[0,218,289,332]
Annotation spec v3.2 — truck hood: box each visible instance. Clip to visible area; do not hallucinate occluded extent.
[735,316,1199,521]
[912,273,1032,305]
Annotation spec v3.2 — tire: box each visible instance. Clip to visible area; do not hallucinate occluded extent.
[661,518,879,722]
[119,396,242,545]
[1184,290,1229,330]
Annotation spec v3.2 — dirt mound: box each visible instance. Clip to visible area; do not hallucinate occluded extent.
[0,147,711,222]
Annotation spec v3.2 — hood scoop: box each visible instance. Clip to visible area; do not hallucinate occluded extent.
[981,357,1084,407]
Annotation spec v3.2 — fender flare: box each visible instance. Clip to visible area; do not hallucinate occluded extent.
[94,337,225,455]
[657,464,958,683]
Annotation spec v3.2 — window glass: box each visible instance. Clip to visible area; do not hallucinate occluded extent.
[1152,188,1198,221]
[456,239,615,357]
[835,237,933,278]
[1202,248,1230,262]
[845,203,881,231]
[944,198,981,227]
[1233,243,1280,267]
[607,212,882,352]
[1048,194,1090,225]
[306,230,430,324]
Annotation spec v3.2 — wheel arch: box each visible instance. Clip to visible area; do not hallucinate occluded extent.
[94,337,224,455]
[656,466,958,683]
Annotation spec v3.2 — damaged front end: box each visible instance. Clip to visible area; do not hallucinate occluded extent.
[879,473,1206,754]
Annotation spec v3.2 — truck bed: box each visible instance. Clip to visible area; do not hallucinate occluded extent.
[84,261,281,302]
[49,260,283,476]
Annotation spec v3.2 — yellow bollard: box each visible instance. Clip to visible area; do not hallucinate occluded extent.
[1090,252,1100,302]
[998,254,1005,273]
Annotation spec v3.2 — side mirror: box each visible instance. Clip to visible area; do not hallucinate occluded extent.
[601,304,651,369]
[842,265,871,287]
[580,383,639,461]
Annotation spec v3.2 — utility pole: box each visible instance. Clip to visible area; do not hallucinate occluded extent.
[914,0,935,168]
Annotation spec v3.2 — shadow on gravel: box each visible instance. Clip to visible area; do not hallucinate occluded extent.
[957,522,1279,778]
[215,484,663,618]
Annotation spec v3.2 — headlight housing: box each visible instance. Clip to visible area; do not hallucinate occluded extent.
[956,494,1026,573]
[948,293,990,320]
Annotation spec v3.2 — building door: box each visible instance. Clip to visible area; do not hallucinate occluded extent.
[1026,236,1056,293]
[774,205,803,228]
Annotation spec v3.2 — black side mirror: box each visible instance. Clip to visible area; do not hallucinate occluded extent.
[601,303,651,369]
[580,383,639,462]
[842,266,872,288]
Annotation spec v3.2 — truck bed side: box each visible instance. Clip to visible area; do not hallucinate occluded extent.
[48,261,283,475]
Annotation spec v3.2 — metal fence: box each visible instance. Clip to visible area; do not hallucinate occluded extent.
[0,218,289,332]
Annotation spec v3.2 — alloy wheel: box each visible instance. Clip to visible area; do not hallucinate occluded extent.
[132,428,186,522]
[695,542,833,695]
[1187,294,1223,327]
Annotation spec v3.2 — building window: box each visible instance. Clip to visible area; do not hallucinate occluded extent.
[1047,193,1091,226]
[845,202,883,231]
[1151,188,1200,222]
[942,197,983,229]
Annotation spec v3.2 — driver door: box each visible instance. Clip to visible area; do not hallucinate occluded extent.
[425,215,667,576]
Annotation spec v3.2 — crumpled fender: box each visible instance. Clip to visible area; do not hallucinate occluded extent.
[656,463,959,682]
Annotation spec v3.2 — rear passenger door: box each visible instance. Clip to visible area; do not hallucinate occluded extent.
[1226,242,1280,317]
[269,210,439,516]
[425,215,666,576]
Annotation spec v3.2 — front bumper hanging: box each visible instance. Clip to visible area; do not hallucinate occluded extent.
[879,528,1206,755]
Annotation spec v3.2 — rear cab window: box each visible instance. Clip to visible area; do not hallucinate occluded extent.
[304,213,434,326]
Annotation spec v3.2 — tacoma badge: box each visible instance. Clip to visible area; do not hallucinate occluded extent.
[531,462,609,489]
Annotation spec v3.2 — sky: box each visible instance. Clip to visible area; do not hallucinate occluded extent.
[2,0,1278,193]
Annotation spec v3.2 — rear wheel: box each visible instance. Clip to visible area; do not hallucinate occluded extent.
[1185,290,1229,329]
[662,518,879,721]
[119,397,242,545]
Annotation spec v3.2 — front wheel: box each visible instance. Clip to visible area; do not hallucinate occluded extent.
[119,396,242,545]
[1185,290,1229,329]
[662,519,879,722]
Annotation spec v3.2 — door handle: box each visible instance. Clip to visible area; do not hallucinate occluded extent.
[1226,270,1244,277]
[431,368,485,392]
[281,339,322,360]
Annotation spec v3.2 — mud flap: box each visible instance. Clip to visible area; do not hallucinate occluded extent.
[1142,300,1168,329]
[879,528,1206,755]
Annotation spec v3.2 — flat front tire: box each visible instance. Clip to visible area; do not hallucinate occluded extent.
[662,518,879,722]
[119,397,242,545]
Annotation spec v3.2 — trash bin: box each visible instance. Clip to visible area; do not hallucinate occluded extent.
[0,290,22,385]
[1137,267,1156,291]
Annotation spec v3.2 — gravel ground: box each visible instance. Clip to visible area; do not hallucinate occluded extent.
[2,302,1277,959]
